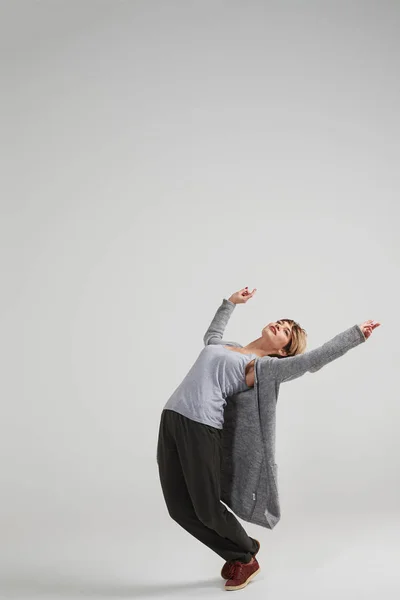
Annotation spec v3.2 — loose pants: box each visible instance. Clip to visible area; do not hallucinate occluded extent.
[156,408,258,563]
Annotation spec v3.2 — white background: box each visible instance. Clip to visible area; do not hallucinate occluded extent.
[1,1,399,598]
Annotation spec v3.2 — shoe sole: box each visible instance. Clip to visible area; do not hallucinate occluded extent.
[221,539,260,580]
[224,566,261,590]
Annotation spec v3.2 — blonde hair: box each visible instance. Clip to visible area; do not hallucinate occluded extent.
[269,319,307,359]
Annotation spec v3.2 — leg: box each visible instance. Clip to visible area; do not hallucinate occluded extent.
[157,410,251,561]
[157,409,258,563]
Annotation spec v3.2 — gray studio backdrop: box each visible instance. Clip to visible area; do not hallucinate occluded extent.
[1,0,398,584]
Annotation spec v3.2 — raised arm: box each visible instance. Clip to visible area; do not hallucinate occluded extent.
[203,298,237,345]
[258,324,367,383]
[203,288,257,345]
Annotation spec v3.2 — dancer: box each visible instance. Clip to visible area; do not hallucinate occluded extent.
[156,287,380,591]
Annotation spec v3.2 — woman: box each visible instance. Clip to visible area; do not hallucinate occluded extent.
[156,287,380,592]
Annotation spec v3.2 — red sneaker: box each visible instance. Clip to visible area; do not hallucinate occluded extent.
[220,560,236,581]
[220,538,260,580]
[224,556,261,591]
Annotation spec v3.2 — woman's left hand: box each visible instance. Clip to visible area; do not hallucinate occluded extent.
[359,320,381,339]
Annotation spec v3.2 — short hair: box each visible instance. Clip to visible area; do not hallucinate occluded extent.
[268,319,307,359]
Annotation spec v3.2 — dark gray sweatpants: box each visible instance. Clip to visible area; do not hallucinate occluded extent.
[156,408,258,563]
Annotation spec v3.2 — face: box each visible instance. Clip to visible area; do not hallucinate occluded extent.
[262,320,293,355]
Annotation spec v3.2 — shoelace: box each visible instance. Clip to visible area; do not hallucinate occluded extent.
[228,561,244,580]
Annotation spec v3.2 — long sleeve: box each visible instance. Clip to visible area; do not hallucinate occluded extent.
[259,324,366,383]
[203,298,238,346]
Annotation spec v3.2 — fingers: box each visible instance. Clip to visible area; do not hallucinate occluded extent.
[245,288,257,299]
[363,320,381,338]
[367,322,381,330]
[238,287,257,303]
[242,287,256,296]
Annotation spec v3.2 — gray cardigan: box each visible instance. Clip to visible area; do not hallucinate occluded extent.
[203,298,366,529]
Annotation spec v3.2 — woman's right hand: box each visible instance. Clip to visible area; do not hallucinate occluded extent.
[359,320,381,339]
[228,287,257,305]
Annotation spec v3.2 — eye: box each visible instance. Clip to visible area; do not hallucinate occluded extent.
[279,322,290,336]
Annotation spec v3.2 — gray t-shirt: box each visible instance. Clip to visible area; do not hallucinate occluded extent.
[163,344,258,429]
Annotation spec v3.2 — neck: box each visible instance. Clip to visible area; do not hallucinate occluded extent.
[243,336,283,357]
